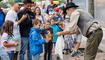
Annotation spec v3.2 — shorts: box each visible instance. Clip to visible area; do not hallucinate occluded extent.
[73,34,82,42]
[64,35,73,44]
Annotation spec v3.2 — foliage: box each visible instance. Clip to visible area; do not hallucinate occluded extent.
[8,0,13,5]
[0,1,8,8]
[0,0,2,2]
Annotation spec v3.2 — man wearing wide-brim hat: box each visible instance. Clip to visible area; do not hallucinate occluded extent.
[56,2,103,60]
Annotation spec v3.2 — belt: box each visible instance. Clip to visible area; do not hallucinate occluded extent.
[86,28,101,38]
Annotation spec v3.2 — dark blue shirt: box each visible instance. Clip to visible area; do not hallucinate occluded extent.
[18,10,35,37]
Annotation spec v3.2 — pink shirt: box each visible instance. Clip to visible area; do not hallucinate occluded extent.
[1,33,16,52]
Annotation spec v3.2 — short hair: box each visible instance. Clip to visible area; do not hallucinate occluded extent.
[32,19,41,25]
[23,0,32,4]
[71,7,78,10]
[50,17,56,21]
[12,2,19,7]
[45,20,51,24]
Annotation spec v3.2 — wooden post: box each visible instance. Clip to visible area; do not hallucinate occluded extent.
[88,0,94,17]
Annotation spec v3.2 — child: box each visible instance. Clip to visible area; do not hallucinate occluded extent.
[50,17,61,47]
[29,19,48,60]
[50,17,61,60]
[53,8,63,23]
[63,15,73,55]
[0,20,19,60]
[71,33,82,57]
[40,21,53,60]
[53,8,63,31]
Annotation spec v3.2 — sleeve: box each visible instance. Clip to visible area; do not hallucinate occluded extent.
[1,33,8,44]
[51,28,53,34]
[46,5,49,14]
[18,11,32,26]
[5,11,18,26]
[40,29,45,37]
[59,16,63,21]
[64,11,80,32]
[31,32,46,45]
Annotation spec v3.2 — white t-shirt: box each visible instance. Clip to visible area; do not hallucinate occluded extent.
[5,9,21,51]
[5,9,20,41]
[1,33,16,52]
[64,22,71,31]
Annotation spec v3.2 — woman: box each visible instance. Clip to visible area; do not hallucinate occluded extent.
[34,7,44,29]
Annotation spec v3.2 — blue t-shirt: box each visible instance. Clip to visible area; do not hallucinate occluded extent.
[50,24,61,42]
[54,15,63,22]
[0,10,4,30]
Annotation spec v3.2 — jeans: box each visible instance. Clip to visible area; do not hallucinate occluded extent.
[33,54,40,60]
[44,42,52,60]
[0,47,10,60]
[19,37,32,60]
[7,51,14,60]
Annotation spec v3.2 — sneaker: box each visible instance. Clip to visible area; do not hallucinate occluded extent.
[71,50,83,57]
[71,50,78,57]
[76,50,83,56]
[65,51,69,55]
[68,49,72,53]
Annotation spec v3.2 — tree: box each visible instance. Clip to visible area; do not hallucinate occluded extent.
[8,0,13,5]
[0,0,2,2]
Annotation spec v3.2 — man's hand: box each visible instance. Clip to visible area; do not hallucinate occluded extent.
[21,14,28,20]
[18,14,28,25]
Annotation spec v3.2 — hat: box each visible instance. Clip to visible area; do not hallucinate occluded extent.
[65,2,79,10]
[53,8,59,11]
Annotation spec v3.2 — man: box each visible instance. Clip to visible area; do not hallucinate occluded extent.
[5,2,28,60]
[41,3,47,18]
[56,2,103,60]
[18,0,35,60]
[0,4,5,31]
[46,0,56,17]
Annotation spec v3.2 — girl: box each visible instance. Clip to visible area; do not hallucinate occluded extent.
[63,15,74,55]
[0,20,19,60]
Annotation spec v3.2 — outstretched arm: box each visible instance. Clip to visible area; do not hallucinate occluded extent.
[56,31,76,36]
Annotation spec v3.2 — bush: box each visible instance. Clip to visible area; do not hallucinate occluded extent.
[0,1,8,8]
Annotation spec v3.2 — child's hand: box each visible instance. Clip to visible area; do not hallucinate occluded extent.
[46,40,49,43]
[14,42,19,46]
[40,34,43,39]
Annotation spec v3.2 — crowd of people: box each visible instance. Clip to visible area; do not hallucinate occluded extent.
[0,0,103,60]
